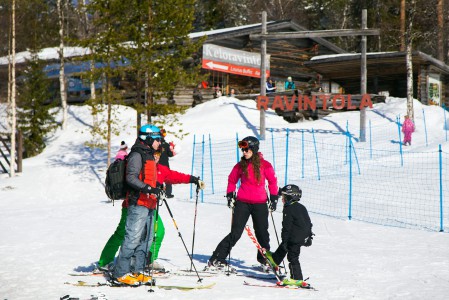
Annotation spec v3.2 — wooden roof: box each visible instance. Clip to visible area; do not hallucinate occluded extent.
[304,51,449,94]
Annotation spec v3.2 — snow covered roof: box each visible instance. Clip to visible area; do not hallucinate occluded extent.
[0,47,91,66]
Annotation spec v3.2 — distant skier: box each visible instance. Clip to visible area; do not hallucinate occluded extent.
[402,115,415,146]
[265,184,314,288]
[115,141,128,160]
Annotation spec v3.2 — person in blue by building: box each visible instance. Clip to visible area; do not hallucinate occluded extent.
[266,78,276,94]
[284,76,296,91]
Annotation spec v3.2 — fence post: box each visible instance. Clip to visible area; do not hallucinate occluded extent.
[201,135,205,203]
[209,134,214,194]
[369,119,372,159]
[190,134,196,199]
[348,131,353,221]
[444,105,448,142]
[397,116,404,167]
[271,128,276,173]
[301,130,305,179]
[284,128,290,186]
[236,133,239,163]
[422,109,428,147]
[439,144,444,232]
[345,121,349,164]
[311,128,320,180]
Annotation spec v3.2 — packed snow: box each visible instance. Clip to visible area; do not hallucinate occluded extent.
[1,96,449,300]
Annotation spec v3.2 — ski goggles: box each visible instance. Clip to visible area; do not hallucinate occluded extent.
[154,150,162,158]
[238,140,251,152]
[160,129,167,137]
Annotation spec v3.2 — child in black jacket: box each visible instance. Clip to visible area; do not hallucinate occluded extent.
[266,184,314,288]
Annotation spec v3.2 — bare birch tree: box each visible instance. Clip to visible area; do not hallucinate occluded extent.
[9,0,16,178]
[57,0,68,130]
[405,0,416,121]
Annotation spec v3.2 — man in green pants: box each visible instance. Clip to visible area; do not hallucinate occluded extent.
[98,151,204,271]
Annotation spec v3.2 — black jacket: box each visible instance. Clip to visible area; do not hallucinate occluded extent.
[159,139,174,167]
[281,201,312,247]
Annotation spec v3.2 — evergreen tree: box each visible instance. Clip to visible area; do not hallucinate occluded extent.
[17,54,58,158]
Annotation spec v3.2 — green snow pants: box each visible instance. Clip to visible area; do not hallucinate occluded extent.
[98,207,165,267]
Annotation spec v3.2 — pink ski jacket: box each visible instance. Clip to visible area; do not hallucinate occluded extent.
[402,118,415,134]
[226,153,278,204]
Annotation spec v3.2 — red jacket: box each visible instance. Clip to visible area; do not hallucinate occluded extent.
[123,164,192,208]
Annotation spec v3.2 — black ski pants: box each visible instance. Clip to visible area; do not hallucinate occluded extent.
[272,243,303,280]
[212,201,270,263]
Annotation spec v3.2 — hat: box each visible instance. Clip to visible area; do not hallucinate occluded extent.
[120,141,128,150]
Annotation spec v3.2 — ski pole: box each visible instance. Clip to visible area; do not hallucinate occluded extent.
[190,185,200,272]
[226,201,234,276]
[147,193,162,292]
[163,198,203,282]
[270,210,286,274]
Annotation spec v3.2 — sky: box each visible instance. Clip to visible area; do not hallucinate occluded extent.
[0,96,449,300]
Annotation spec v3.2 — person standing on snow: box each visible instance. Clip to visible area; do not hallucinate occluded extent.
[97,150,205,273]
[207,136,278,269]
[112,124,163,286]
[402,115,415,146]
[265,184,314,288]
[158,128,175,198]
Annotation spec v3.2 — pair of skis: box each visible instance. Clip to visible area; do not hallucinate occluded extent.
[245,225,315,290]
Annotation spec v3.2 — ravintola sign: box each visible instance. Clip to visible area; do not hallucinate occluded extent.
[257,94,374,110]
[202,44,270,78]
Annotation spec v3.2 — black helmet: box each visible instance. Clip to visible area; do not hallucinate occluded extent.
[281,184,302,205]
[238,136,259,153]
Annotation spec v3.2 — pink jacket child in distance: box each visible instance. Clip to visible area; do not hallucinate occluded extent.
[115,141,128,160]
[227,152,278,203]
[402,115,415,146]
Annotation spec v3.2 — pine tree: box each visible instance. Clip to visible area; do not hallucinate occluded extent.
[17,54,58,158]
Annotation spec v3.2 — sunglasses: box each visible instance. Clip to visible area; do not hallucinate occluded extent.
[241,148,251,153]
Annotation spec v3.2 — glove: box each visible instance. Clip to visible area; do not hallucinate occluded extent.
[190,176,206,190]
[226,192,236,209]
[269,194,278,211]
[304,232,315,247]
[141,185,163,198]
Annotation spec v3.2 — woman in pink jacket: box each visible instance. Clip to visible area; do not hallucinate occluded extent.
[402,115,415,146]
[207,136,279,269]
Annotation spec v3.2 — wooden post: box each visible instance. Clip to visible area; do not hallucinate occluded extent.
[17,130,22,173]
[259,11,267,140]
[359,9,367,142]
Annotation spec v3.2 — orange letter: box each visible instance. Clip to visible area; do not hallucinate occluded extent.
[297,95,303,110]
[359,93,373,109]
[257,96,269,110]
[285,95,296,111]
[332,94,345,110]
[303,95,316,111]
[272,96,285,111]
[319,94,329,110]
[347,94,357,110]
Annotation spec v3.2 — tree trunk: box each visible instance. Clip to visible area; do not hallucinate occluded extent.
[400,0,406,51]
[405,0,416,121]
[107,77,112,167]
[437,0,444,61]
[58,0,68,130]
[10,0,16,178]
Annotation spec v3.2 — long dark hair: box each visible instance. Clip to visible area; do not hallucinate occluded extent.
[240,153,261,182]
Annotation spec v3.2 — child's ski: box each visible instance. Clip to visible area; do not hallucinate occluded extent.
[244,225,282,283]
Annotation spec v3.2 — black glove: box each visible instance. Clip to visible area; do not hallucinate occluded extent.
[141,185,163,198]
[269,194,278,211]
[190,176,205,190]
[304,232,315,247]
[226,192,236,209]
